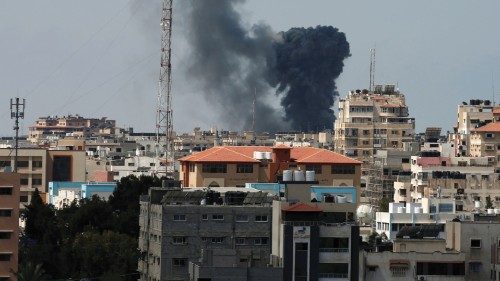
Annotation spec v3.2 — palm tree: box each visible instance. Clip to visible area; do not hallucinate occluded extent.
[13,262,46,281]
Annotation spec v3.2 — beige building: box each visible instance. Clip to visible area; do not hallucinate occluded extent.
[0,172,20,281]
[179,146,362,188]
[0,148,86,205]
[470,122,500,165]
[334,85,415,163]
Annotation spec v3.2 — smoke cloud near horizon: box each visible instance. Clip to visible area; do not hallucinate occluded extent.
[179,1,350,132]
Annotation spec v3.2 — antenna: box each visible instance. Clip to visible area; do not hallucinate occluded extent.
[369,48,376,91]
[253,87,256,135]
[492,72,495,106]
[155,0,174,176]
[10,97,26,172]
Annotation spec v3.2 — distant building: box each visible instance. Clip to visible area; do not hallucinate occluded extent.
[0,172,20,280]
[179,145,361,188]
[48,181,117,208]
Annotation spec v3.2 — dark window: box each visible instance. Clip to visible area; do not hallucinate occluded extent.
[236,164,253,173]
[255,215,268,222]
[0,254,11,261]
[20,178,28,185]
[0,161,10,168]
[318,263,349,278]
[0,209,12,217]
[17,161,29,168]
[201,214,208,220]
[470,239,481,248]
[53,156,72,181]
[172,237,187,245]
[20,196,28,203]
[319,237,349,252]
[0,187,12,195]
[331,165,355,174]
[235,237,246,245]
[254,237,268,245]
[127,163,134,166]
[295,243,308,250]
[401,158,410,163]
[172,258,187,267]
[202,163,227,173]
[173,214,186,221]
[32,161,43,168]
[212,214,224,220]
[0,232,12,239]
[116,148,122,153]
[32,178,42,185]
[189,163,195,172]
[305,164,322,174]
[235,214,248,222]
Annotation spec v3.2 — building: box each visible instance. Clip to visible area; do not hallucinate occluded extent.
[375,199,471,240]
[334,85,415,163]
[362,225,465,281]
[48,181,117,208]
[0,172,20,280]
[138,187,274,281]
[28,115,117,143]
[470,122,500,165]
[0,148,86,206]
[179,146,362,188]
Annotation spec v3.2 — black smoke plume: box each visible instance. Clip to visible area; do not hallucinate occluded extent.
[180,1,350,132]
[267,26,351,131]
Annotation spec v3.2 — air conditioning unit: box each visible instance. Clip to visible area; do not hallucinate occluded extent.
[417,276,426,281]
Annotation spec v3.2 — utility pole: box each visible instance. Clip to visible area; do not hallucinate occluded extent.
[10,98,25,172]
[369,48,376,91]
[252,87,256,141]
[155,0,174,176]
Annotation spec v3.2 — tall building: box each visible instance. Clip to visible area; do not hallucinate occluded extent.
[138,187,274,281]
[334,85,415,163]
[179,146,361,188]
[0,172,20,280]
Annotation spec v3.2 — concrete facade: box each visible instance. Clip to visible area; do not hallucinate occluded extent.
[0,172,20,281]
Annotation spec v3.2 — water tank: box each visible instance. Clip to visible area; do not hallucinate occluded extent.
[282,170,293,182]
[200,198,206,205]
[397,206,404,213]
[336,195,347,203]
[264,152,272,159]
[293,170,305,181]
[253,151,264,160]
[414,207,421,214]
[474,201,481,209]
[495,209,500,214]
[135,148,141,156]
[487,209,494,215]
[305,171,315,182]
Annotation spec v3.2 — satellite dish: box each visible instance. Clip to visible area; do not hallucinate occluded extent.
[356,204,374,225]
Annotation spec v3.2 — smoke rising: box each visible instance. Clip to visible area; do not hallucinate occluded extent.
[180,1,350,132]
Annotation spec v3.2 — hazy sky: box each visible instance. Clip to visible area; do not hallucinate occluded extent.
[1,0,499,136]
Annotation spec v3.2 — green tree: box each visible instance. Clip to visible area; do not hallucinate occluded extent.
[13,262,47,281]
[378,197,391,212]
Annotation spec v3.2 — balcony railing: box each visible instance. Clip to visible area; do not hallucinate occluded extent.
[318,273,348,278]
[319,248,349,253]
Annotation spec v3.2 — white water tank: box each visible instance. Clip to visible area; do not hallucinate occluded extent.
[305,171,315,182]
[283,170,293,182]
[487,209,495,215]
[264,152,272,159]
[397,206,404,213]
[474,201,481,209]
[495,209,500,214]
[293,170,305,181]
[336,195,347,203]
[414,207,421,214]
[253,151,265,160]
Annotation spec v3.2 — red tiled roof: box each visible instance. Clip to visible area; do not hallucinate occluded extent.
[473,122,500,133]
[282,203,323,212]
[493,107,500,115]
[178,146,362,164]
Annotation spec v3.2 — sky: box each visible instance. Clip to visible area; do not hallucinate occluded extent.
[1,0,499,136]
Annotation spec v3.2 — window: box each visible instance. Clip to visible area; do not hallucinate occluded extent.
[0,209,12,217]
[391,267,407,277]
[486,133,495,139]
[235,237,246,245]
[202,163,227,173]
[439,203,453,213]
[115,148,122,153]
[319,237,349,252]
[172,237,187,245]
[172,258,187,267]
[173,214,186,221]
[149,163,155,167]
[295,242,308,250]
[212,214,224,220]
[17,161,29,168]
[20,195,28,203]
[236,164,253,173]
[32,161,43,168]
[331,165,355,174]
[363,130,370,136]
[305,164,322,174]
[0,187,12,195]
[201,214,208,220]
[255,215,268,222]
[254,237,268,245]
[470,239,481,248]
[52,156,72,181]
[0,232,12,239]
[128,163,134,166]
[469,262,481,273]
[0,253,11,261]
[402,158,410,163]
[235,214,248,222]
[32,178,42,185]
[206,237,224,244]
[189,163,195,172]
[20,178,28,185]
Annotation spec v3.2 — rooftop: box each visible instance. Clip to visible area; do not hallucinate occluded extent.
[473,122,500,133]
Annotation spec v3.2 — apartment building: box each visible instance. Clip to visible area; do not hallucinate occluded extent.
[0,148,86,205]
[0,172,20,281]
[470,122,500,167]
[179,145,361,188]
[28,115,117,143]
[138,187,273,281]
[48,181,116,209]
[450,99,494,156]
[334,85,415,163]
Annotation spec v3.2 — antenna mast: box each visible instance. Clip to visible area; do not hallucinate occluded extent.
[369,48,376,91]
[156,0,174,176]
[10,98,26,173]
[253,88,256,134]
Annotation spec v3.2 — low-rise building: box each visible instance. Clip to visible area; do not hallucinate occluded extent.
[48,181,117,208]
[0,172,20,280]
